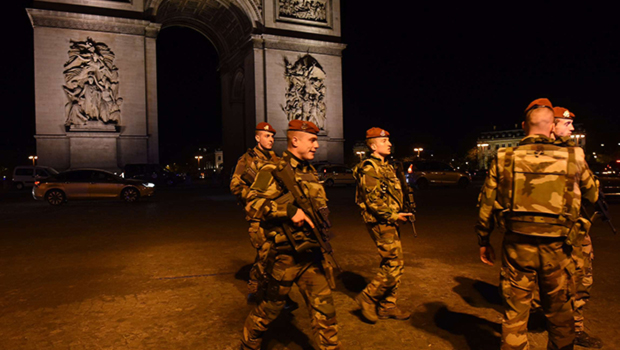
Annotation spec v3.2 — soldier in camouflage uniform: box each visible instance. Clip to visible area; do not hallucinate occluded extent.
[553,106,602,348]
[352,127,412,323]
[240,120,342,350]
[476,98,599,350]
[230,122,279,297]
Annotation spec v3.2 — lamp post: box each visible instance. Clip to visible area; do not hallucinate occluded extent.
[477,143,489,169]
[28,155,38,166]
[355,151,365,161]
[413,148,423,157]
[195,155,203,170]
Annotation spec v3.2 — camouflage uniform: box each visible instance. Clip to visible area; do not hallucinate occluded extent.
[555,136,595,334]
[353,155,405,311]
[240,150,341,350]
[476,135,598,350]
[230,146,279,293]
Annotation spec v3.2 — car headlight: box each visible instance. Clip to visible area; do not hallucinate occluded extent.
[142,183,155,188]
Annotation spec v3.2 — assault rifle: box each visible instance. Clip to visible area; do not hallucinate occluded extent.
[582,187,617,235]
[272,164,342,289]
[391,160,418,237]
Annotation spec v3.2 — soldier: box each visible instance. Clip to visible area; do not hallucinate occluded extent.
[352,127,412,323]
[230,122,279,298]
[553,106,602,348]
[240,120,342,350]
[476,98,599,350]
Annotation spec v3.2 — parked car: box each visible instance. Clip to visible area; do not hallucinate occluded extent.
[123,163,184,186]
[316,164,355,187]
[589,162,620,198]
[405,161,471,189]
[33,169,155,205]
[12,166,58,190]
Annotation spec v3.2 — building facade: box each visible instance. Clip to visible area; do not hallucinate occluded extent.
[476,125,586,169]
[27,0,345,172]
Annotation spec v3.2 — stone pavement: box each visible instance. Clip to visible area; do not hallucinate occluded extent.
[0,185,618,349]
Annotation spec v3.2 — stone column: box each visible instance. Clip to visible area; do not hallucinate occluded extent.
[27,9,158,171]
[251,34,346,163]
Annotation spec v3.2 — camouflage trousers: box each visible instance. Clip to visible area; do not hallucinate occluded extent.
[247,223,268,294]
[361,223,404,309]
[572,230,593,333]
[500,232,575,350]
[241,250,341,350]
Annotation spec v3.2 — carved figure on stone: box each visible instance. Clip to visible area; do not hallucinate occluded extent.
[62,37,122,127]
[279,0,328,23]
[281,54,327,130]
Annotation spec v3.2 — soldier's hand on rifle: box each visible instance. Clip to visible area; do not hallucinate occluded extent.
[292,208,315,228]
[397,212,413,222]
[480,246,495,266]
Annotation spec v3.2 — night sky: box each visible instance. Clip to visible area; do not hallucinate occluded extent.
[2,2,620,168]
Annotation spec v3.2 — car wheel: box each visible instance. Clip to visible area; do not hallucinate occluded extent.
[122,187,140,203]
[15,182,24,190]
[325,179,334,187]
[46,189,65,205]
[457,178,470,188]
[416,178,429,190]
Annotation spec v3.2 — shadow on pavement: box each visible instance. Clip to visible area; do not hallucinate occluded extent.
[411,301,501,350]
[452,276,502,312]
[264,306,314,350]
[338,271,367,295]
[451,276,546,334]
[235,263,253,282]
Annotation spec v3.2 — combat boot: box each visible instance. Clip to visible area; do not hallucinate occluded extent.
[574,331,603,348]
[377,306,411,320]
[355,293,378,323]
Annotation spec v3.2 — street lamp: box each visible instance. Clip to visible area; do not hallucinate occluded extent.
[413,148,423,157]
[195,155,203,170]
[477,143,489,169]
[28,155,38,166]
[355,151,365,161]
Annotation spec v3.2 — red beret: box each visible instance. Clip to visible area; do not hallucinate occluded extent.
[256,122,276,134]
[288,120,319,134]
[366,127,390,139]
[525,98,553,113]
[552,106,575,119]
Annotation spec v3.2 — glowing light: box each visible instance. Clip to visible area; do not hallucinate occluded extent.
[28,155,38,166]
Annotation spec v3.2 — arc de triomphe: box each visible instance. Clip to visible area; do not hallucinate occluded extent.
[27,0,345,171]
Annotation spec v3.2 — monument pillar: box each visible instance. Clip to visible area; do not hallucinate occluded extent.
[27,0,345,171]
[27,9,160,172]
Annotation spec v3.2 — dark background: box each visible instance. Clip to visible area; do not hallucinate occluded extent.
[2,2,620,169]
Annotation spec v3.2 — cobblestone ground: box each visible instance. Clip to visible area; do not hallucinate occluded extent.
[1,184,618,349]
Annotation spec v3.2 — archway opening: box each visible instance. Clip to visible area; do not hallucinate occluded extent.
[156,26,222,175]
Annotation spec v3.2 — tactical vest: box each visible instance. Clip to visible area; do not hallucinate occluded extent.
[498,143,579,237]
[240,148,278,186]
[353,157,403,223]
[263,158,328,248]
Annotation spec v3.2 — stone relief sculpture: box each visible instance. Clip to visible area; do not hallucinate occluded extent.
[282,54,327,130]
[278,0,328,23]
[62,37,122,129]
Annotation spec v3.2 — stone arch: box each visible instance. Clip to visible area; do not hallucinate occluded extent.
[27,0,345,172]
[152,0,257,61]
[231,69,245,103]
